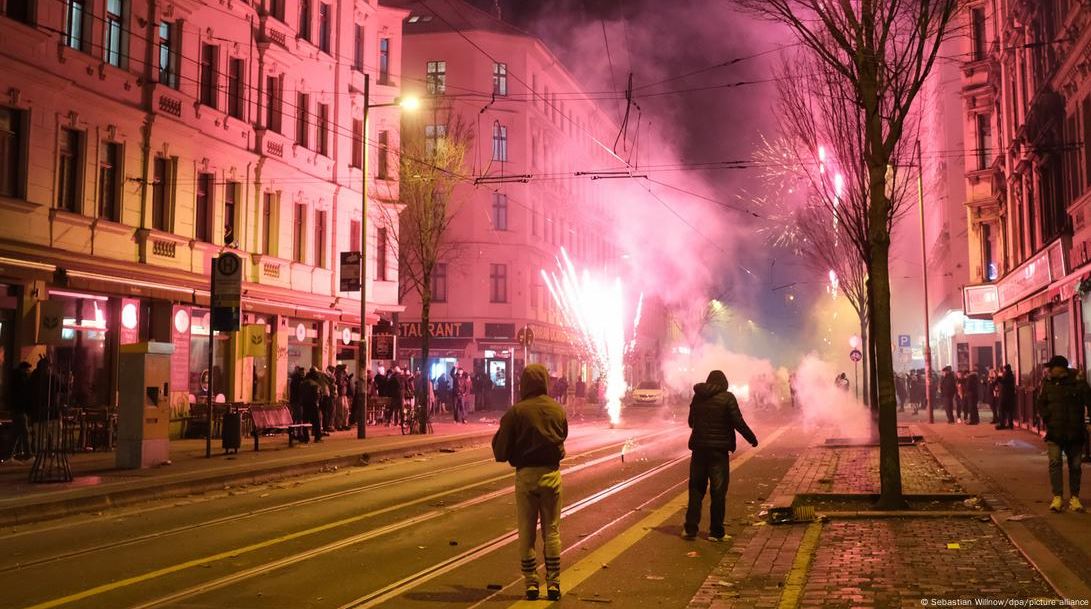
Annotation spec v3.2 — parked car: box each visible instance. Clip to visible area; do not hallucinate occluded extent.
[630,381,664,406]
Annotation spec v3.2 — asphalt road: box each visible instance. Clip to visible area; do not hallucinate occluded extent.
[1,410,804,609]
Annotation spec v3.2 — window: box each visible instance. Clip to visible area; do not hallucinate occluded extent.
[353,25,364,72]
[224,181,238,245]
[158,22,179,88]
[493,62,507,96]
[971,7,986,61]
[261,192,275,255]
[0,107,26,198]
[376,227,388,280]
[2,0,32,24]
[317,3,330,53]
[982,223,997,281]
[293,203,305,263]
[379,38,390,83]
[228,58,245,119]
[296,93,309,147]
[269,0,285,20]
[200,43,219,108]
[431,263,447,302]
[151,157,173,231]
[975,114,991,170]
[57,128,83,213]
[316,103,329,156]
[426,60,446,95]
[492,192,508,230]
[98,142,121,221]
[425,124,446,157]
[351,119,363,169]
[314,209,326,267]
[265,75,283,132]
[489,263,507,303]
[377,130,389,178]
[195,172,213,242]
[349,219,360,252]
[492,123,507,161]
[104,0,126,67]
[65,0,89,52]
[298,0,311,42]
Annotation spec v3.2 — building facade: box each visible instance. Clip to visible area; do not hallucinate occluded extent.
[0,0,407,426]
[958,0,1091,426]
[386,0,621,406]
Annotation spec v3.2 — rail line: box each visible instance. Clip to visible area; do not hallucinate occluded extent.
[19,427,688,609]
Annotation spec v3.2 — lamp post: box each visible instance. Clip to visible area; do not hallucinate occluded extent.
[916,140,935,424]
[357,72,418,439]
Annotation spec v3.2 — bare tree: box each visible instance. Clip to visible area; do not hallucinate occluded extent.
[738,0,961,508]
[377,115,472,433]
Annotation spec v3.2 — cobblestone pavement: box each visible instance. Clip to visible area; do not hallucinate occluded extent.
[689,431,1057,609]
[801,519,1054,609]
[770,443,962,496]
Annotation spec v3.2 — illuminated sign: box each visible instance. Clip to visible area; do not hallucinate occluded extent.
[398,321,473,339]
[963,318,996,335]
[963,284,999,316]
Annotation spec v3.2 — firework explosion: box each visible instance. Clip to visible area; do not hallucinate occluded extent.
[541,248,636,426]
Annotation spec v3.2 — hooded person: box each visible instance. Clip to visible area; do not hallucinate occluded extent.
[1036,355,1090,512]
[491,364,568,602]
[683,370,758,542]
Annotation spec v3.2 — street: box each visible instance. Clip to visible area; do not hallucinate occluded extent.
[0,412,794,609]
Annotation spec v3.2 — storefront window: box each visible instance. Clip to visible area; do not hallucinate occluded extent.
[52,292,110,408]
[189,308,229,400]
[1017,323,1034,385]
[287,318,317,373]
[1051,310,1071,364]
[249,316,272,402]
[334,325,358,378]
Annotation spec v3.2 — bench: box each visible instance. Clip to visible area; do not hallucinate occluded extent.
[249,404,310,451]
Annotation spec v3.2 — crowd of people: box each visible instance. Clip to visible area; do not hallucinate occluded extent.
[892,365,1017,429]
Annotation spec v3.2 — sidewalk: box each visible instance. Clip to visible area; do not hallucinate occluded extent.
[0,419,499,527]
[689,421,1089,609]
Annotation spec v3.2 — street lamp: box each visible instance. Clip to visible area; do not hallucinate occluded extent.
[357,73,419,439]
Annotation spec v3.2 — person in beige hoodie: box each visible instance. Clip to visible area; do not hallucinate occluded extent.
[492,364,568,601]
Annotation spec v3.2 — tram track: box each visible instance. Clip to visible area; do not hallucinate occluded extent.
[129,453,692,609]
[17,427,688,609]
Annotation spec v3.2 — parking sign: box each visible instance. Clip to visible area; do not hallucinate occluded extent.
[898,335,911,348]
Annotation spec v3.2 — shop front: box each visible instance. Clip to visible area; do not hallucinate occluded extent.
[992,238,1072,430]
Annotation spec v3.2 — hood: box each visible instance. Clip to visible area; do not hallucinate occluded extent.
[521,364,551,400]
[694,370,729,398]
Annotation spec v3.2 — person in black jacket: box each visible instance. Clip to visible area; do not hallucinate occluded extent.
[492,364,568,602]
[683,370,758,542]
[940,366,957,423]
[998,364,1016,429]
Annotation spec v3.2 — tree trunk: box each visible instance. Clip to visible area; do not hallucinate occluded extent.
[419,273,432,434]
[859,316,871,410]
[869,225,907,509]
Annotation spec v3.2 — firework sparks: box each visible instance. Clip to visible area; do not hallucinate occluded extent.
[541,248,633,426]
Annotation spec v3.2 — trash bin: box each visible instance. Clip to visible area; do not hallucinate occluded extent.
[222,411,241,454]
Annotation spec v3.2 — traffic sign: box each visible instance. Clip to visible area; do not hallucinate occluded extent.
[211,253,242,332]
[517,325,535,347]
[340,251,361,292]
[849,349,863,362]
[898,334,911,348]
[372,333,396,360]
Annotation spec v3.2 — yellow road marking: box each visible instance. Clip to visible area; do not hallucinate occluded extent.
[777,521,823,609]
[23,430,676,609]
[507,424,792,608]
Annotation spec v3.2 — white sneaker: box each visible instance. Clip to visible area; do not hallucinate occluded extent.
[708,534,730,542]
[1049,496,1064,512]
[1070,497,1085,512]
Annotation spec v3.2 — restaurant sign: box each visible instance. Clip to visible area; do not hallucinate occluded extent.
[398,320,474,339]
[996,247,1053,309]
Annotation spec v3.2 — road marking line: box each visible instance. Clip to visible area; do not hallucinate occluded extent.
[22,428,683,609]
[506,424,792,608]
[776,521,823,609]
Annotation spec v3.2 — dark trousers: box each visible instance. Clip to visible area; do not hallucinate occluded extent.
[998,399,1015,428]
[305,404,322,442]
[989,397,999,424]
[1048,440,1084,497]
[943,397,955,423]
[453,395,465,423]
[966,398,980,424]
[321,396,334,431]
[684,448,730,538]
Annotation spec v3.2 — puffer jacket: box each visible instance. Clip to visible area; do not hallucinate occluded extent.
[1036,369,1091,444]
[492,364,568,469]
[688,375,757,453]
